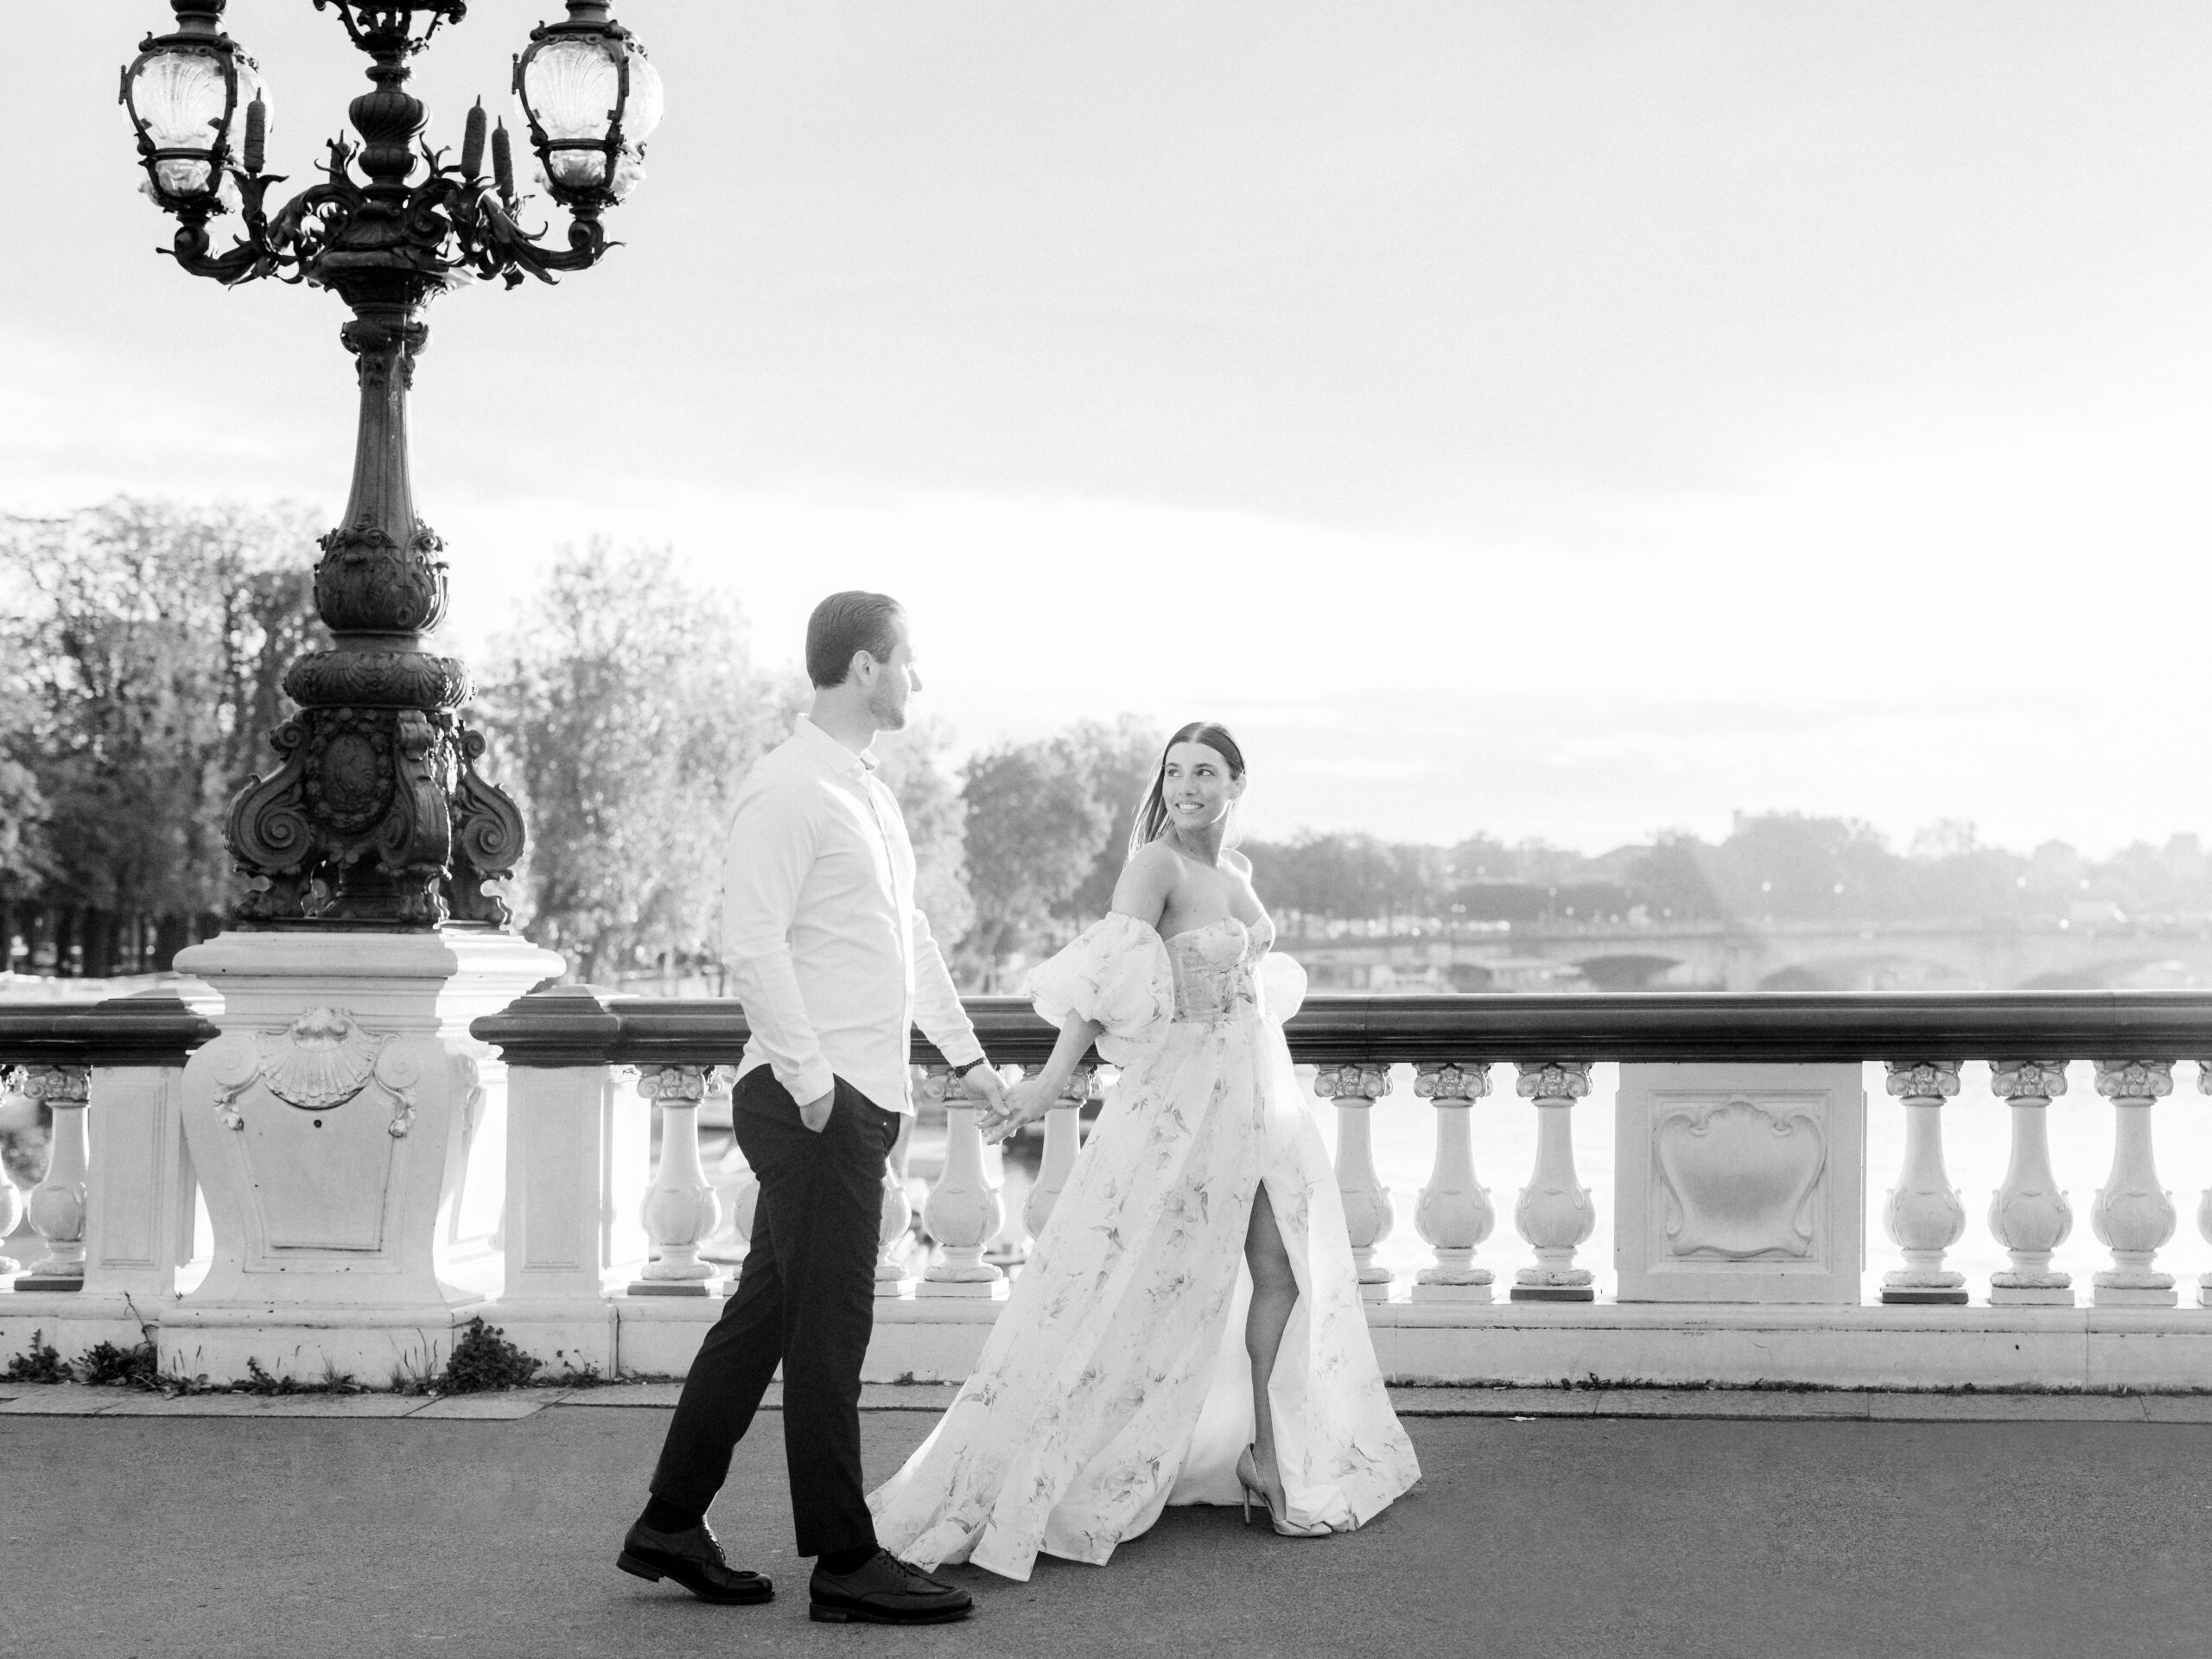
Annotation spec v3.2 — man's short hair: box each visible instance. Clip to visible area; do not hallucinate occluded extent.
[805,591,905,688]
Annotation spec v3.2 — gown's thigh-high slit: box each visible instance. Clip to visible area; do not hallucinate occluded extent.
[868,913,1420,1581]
[1243,1179,1299,1494]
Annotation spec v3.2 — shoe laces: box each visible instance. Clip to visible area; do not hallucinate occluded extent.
[878,1551,945,1591]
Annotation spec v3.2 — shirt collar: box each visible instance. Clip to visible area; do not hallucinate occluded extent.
[797,714,880,776]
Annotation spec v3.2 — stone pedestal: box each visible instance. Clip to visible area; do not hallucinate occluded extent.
[163,927,561,1384]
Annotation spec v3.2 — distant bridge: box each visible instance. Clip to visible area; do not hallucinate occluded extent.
[1289,918,2212,994]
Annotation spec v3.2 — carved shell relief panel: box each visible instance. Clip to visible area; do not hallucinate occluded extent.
[263,1007,385,1110]
[211,1007,420,1138]
[1654,1096,1829,1260]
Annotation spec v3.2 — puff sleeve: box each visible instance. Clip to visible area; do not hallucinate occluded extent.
[1025,913,1175,1065]
[1256,952,1308,1026]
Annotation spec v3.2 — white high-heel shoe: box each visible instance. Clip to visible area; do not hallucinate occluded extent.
[1236,1446,1331,1538]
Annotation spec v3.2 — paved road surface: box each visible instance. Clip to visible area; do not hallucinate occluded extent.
[5,1392,2208,1658]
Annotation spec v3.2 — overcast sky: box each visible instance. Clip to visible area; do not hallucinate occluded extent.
[10,3,2210,852]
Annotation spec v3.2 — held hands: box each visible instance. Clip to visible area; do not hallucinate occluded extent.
[962,1061,1008,1119]
[979,1071,1059,1146]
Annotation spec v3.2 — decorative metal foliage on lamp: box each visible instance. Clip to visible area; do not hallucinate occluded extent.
[115,0,664,931]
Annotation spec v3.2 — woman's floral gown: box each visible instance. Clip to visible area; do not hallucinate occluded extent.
[868,912,1421,1581]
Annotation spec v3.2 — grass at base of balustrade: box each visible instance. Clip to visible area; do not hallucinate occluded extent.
[19,1334,2212,1402]
[3,1313,628,1400]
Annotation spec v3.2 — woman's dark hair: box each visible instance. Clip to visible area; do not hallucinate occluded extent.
[1128,721,1247,858]
[805,591,905,687]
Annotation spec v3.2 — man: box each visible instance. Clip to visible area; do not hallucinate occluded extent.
[618,591,1004,1625]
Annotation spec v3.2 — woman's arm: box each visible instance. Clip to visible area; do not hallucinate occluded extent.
[982,848,1179,1145]
[982,1010,1103,1145]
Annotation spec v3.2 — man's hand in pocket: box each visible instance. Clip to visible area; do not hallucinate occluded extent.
[799,1089,836,1132]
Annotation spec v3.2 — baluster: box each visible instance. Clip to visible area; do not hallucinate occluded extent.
[16,1065,91,1292]
[1512,1060,1595,1302]
[1987,1059,2074,1305]
[627,1065,721,1295]
[874,1114,913,1298]
[2197,1061,2212,1309]
[1314,1063,1395,1303]
[1879,1060,1967,1305]
[1022,1063,1096,1241]
[1413,1062,1494,1303]
[2091,1058,2177,1307]
[0,1068,25,1275]
[918,1065,1005,1296]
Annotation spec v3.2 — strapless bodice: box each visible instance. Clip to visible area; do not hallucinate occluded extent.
[1165,915,1274,1023]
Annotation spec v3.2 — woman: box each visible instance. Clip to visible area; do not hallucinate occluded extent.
[868,722,1419,1581]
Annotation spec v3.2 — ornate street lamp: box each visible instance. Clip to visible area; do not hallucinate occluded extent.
[119,0,666,929]
[514,4,664,209]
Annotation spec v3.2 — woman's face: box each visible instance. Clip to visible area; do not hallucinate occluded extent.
[1161,741,1243,834]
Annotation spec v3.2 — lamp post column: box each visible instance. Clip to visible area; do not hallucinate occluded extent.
[132,0,670,1382]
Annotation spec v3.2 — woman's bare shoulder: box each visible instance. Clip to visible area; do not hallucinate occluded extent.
[1125,838,1183,877]
[1112,840,1182,925]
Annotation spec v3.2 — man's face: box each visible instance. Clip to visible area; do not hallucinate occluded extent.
[864,615,919,731]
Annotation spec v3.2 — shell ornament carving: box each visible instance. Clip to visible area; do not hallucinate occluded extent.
[262,1007,387,1111]
[1656,1096,1828,1259]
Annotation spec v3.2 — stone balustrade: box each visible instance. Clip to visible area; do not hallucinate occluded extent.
[0,992,219,1354]
[13,984,2212,1390]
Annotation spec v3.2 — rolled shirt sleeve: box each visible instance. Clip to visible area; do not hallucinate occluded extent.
[721,777,837,1108]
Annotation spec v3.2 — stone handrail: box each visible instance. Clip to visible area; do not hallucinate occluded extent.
[0,994,219,1294]
[472,986,2212,1066]
[0,995,219,1068]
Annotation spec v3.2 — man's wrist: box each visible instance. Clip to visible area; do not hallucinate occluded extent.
[948,1056,989,1078]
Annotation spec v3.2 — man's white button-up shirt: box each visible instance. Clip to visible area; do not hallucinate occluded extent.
[721,715,982,1116]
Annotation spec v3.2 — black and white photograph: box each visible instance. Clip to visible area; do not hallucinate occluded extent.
[3,4,2210,1656]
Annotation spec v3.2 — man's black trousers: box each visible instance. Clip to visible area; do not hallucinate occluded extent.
[649,1069,899,1558]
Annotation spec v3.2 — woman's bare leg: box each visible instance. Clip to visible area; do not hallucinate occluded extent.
[1244,1182,1300,1504]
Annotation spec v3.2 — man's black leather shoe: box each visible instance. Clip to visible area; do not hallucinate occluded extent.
[617,1521,774,1605]
[808,1549,974,1624]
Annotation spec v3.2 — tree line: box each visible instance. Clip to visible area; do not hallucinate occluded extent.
[0,500,324,976]
[4,500,2206,986]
